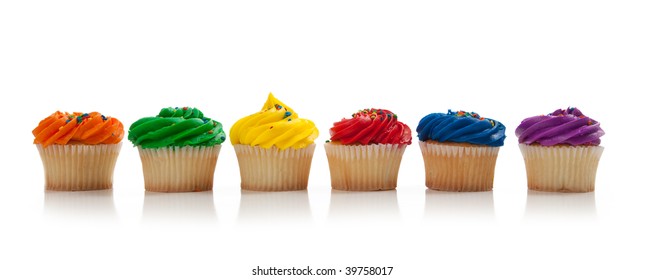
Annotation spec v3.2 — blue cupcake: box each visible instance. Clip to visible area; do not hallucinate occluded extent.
[417,110,506,192]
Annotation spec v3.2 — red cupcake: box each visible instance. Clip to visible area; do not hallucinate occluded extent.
[324,109,411,191]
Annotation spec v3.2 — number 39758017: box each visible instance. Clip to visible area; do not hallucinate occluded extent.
[344,267,393,276]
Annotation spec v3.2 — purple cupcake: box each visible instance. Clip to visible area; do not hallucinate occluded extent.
[515,107,605,192]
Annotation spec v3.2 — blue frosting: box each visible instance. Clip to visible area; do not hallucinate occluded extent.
[416,110,506,147]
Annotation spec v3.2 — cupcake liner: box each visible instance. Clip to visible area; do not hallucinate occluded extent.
[36,143,122,191]
[137,145,221,192]
[324,143,406,191]
[519,144,604,193]
[233,144,315,191]
[419,141,500,192]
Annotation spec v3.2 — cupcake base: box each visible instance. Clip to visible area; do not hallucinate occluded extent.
[519,144,604,193]
[324,143,406,191]
[419,141,500,192]
[233,144,315,191]
[138,145,221,192]
[36,143,122,191]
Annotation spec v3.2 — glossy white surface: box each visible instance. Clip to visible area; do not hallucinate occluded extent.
[1,1,644,279]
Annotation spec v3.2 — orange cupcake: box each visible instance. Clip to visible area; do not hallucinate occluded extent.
[33,111,124,191]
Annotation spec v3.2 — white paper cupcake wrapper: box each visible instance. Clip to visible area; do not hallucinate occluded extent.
[36,143,122,191]
[233,144,315,191]
[138,145,221,192]
[324,143,407,191]
[519,144,604,192]
[419,141,500,192]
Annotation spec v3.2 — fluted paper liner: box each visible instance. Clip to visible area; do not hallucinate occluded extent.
[138,145,221,192]
[324,143,406,191]
[419,141,500,192]
[233,144,315,191]
[36,143,122,191]
[519,144,603,193]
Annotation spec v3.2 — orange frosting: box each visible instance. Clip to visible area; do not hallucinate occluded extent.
[33,111,124,147]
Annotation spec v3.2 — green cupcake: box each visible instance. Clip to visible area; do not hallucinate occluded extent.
[129,107,225,192]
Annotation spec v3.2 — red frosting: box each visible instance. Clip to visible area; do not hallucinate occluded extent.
[329,109,412,145]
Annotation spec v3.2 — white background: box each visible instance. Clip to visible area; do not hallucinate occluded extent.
[1,1,644,279]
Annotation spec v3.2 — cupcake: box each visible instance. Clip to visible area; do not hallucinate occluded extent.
[230,93,318,191]
[128,107,226,192]
[516,107,604,192]
[325,109,411,191]
[416,110,506,192]
[33,111,124,191]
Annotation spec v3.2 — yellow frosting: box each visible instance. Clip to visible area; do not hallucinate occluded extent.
[230,93,319,150]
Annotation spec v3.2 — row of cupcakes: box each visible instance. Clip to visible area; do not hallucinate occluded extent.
[33,93,605,193]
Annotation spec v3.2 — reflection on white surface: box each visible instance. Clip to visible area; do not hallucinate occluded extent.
[425,190,495,221]
[237,190,311,224]
[43,189,117,222]
[524,190,596,221]
[142,191,216,224]
[328,190,400,222]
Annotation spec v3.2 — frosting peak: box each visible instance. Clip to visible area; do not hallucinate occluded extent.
[515,107,604,146]
[261,93,296,115]
[128,107,226,149]
[416,110,506,147]
[329,108,412,145]
[229,93,318,150]
[33,111,124,147]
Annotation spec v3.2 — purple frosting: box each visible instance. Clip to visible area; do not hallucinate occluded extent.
[515,108,605,146]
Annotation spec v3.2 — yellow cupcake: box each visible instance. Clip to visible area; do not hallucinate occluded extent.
[230,93,318,191]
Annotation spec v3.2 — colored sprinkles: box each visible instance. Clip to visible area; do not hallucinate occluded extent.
[353,109,398,120]
[61,113,111,125]
[449,109,494,126]
[548,107,596,126]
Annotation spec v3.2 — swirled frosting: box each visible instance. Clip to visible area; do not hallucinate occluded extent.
[33,111,124,147]
[416,110,506,147]
[515,107,604,146]
[329,109,412,145]
[229,93,318,150]
[128,107,226,149]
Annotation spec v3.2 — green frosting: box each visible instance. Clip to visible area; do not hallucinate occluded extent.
[128,107,226,149]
